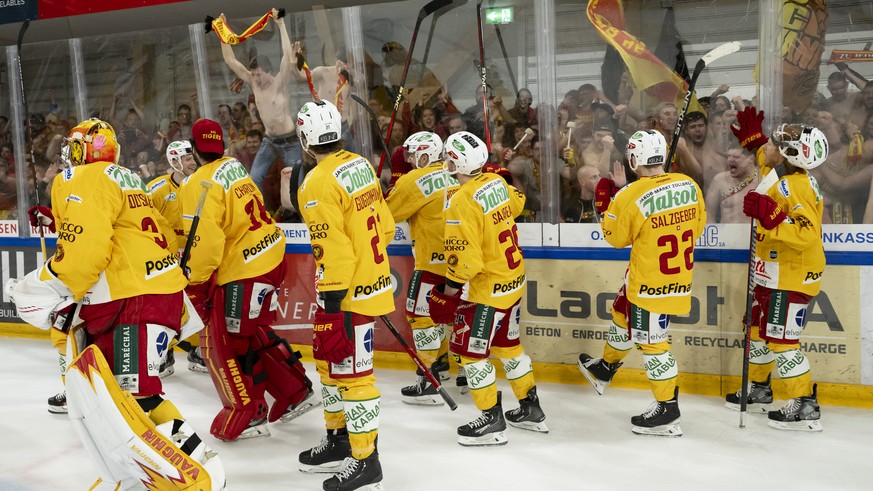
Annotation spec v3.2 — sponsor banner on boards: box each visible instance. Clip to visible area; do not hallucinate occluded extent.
[519,258,860,385]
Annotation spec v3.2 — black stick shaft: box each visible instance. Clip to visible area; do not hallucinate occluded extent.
[380,315,457,410]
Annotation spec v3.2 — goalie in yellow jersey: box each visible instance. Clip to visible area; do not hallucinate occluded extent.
[7,118,225,489]
[296,100,393,491]
[180,119,317,443]
[577,130,706,437]
[428,131,548,447]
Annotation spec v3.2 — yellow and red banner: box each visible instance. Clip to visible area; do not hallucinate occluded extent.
[828,50,873,64]
[587,0,688,103]
[208,9,277,46]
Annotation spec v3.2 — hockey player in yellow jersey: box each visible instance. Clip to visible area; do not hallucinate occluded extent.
[148,140,208,374]
[578,129,706,437]
[7,118,225,489]
[296,100,392,491]
[428,131,548,447]
[723,107,828,432]
[386,131,462,404]
[180,118,317,442]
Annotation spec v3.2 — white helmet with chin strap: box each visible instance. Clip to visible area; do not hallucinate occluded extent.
[404,131,443,168]
[771,124,828,170]
[296,100,342,152]
[626,130,667,172]
[443,131,488,176]
[166,140,193,173]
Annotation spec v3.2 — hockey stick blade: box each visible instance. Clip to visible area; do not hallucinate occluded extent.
[421,0,454,20]
[380,315,458,410]
[700,41,742,68]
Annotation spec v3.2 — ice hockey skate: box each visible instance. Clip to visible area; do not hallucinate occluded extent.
[187,346,209,373]
[631,388,682,437]
[159,349,175,378]
[299,428,353,474]
[322,452,384,491]
[432,352,450,381]
[47,391,67,414]
[458,391,508,446]
[279,387,321,422]
[577,353,621,395]
[456,364,469,394]
[768,384,822,432]
[236,416,270,440]
[505,386,548,433]
[725,376,773,413]
[401,371,443,406]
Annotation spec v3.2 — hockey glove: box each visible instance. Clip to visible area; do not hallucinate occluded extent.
[28,206,55,233]
[594,178,620,214]
[743,191,786,230]
[427,284,461,325]
[731,106,768,152]
[313,311,354,364]
[185,280,214,321]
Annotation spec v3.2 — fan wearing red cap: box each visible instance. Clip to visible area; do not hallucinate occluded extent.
[179,117,318,442]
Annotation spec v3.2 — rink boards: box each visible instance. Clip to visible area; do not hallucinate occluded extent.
[1,222,871,406]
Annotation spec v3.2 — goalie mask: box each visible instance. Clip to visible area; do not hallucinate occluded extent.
[404,131,443,168]
[67,118,119,167]
[626,130,666,172]
[296,100,341,151]
[166,140,194,174]
[771,124,828,170]
[443,131,488,176]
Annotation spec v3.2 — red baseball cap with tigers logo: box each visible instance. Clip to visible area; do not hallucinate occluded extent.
[191,118,224,154]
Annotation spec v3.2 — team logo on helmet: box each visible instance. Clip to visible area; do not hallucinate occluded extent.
[814,141,823,158]
[300,105,310,113]
[297,118,304,126]
[452,140,465,151]
[70,140,84,164]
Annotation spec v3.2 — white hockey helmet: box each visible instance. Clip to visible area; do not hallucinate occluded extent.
[166,140,193,173]
[443,131,488,176]
[626,130,667,172]
[771,124,828,170]
[296,100,342,150]
[404,131,443,168]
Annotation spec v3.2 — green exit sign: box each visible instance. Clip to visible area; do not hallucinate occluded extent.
[484,7,513,25]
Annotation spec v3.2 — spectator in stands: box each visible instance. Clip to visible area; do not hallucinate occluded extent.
[117,110,152,169]
[507,154,540,222]
[175,103,194,141]
[582,119,621,177]
[685,111,726,193]
[446,116,467,136]
[217,103,242,149]
[704,144,759,223]
[651,102,703,187]
[848,81,873,129]
[824,71,859,122]
[233,128,263,173]
[561,165,601,223]
[220,10,302,197]
[506,88,537,133]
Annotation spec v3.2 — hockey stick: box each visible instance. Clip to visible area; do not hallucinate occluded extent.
[350,94,392,164]
[665,41,741,172]
[476,0,492,151]
[180,181,213,275]
[380,315,458,410]
[739,162,786,428]
[377,0,453,178]
[490,0,518,96]
[15,20,47,259]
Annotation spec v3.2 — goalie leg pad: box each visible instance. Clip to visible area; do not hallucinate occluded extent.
[202,286,268,441]
[89,321,176,397]
[253,325,318,422]
[66,346,218,490]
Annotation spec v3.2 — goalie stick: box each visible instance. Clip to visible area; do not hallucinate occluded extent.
[377,0,453,178]
[739,162,787,428]
[16,20,48,259]
[380,315,458,410]
[665,41,742,172]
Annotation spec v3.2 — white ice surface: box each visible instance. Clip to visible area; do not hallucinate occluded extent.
[1,336,871,491]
